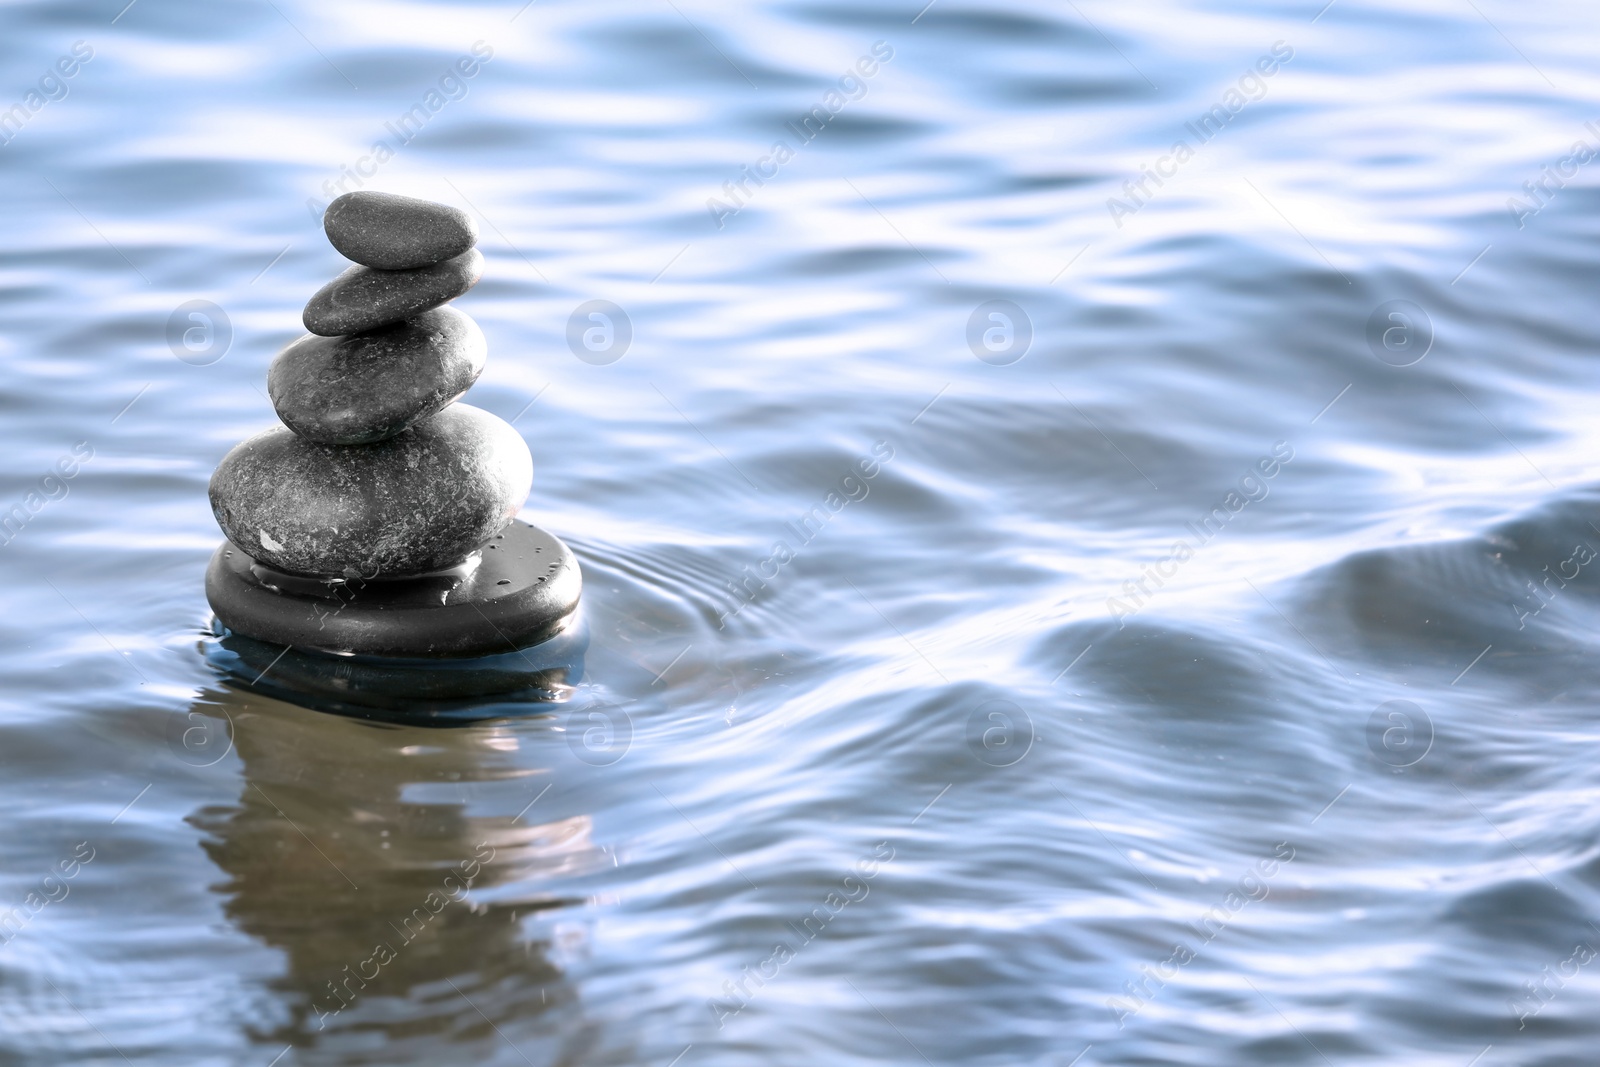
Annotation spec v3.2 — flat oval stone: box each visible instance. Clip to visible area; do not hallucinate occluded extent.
[302,248,483,337]
[209,403,532,578]
[268,306,486,445]
[323,191,478,271]
[206,519,583,662]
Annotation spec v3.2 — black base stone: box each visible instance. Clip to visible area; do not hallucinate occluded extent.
[205,519,582,658]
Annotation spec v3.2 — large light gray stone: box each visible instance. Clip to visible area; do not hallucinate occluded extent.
[209,404,532,578]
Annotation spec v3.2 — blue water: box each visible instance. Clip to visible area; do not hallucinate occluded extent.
[4,0,1600,1062]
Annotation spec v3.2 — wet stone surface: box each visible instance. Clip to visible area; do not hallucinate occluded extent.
[267,306,487,445]
[209,403,532,578]
[322,190,478,271]
[206,519,583,663]
[302,248,483,336]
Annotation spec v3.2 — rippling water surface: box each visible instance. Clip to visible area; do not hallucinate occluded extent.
[5,0,1600,1062]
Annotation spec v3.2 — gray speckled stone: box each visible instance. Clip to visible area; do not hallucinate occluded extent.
[209,404,532,578]
[268,306,486,445]
[324,191,478,271]
[302,248,483,337]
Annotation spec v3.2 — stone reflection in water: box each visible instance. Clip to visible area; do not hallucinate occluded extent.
[206,619,587,723]
[184,686,606,1063]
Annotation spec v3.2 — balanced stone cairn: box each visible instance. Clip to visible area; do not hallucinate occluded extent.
[205,191,581,660]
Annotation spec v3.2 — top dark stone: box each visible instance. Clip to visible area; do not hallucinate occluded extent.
[323,191,479,271]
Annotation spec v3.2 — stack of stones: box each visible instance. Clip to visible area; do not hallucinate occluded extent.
[209,191,532,583]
